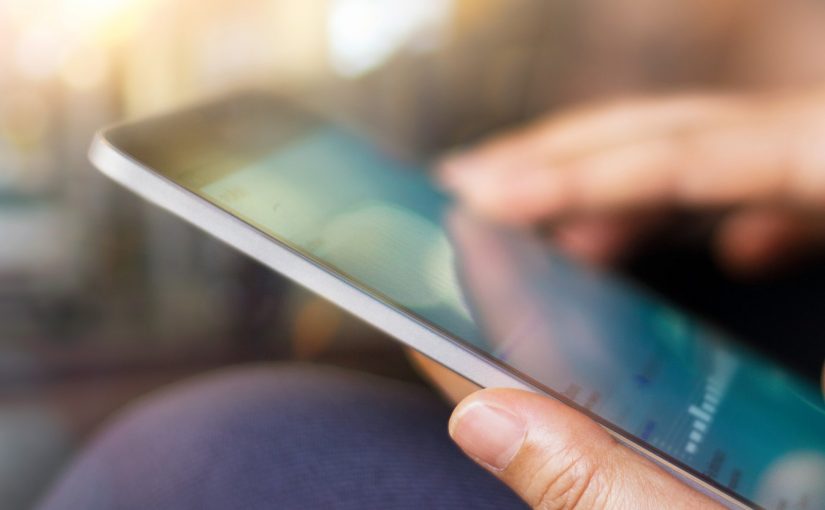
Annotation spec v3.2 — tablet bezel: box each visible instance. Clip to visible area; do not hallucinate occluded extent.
[89,94,754,510]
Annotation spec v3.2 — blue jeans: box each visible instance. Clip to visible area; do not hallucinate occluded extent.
[39,365,525,509]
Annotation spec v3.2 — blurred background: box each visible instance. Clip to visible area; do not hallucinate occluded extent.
[2,0,825,508]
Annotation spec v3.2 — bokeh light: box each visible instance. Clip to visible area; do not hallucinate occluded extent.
[327,0,453,76]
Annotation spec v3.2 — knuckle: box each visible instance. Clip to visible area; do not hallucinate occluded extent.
[529,445,613,510]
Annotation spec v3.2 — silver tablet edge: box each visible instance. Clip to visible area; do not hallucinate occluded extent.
[88,131,750,510]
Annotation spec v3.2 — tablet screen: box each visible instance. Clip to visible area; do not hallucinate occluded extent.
[112,96,825,509]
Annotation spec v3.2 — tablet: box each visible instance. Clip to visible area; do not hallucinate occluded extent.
[90,92,825,510]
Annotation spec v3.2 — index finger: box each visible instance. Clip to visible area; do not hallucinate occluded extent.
[440,93,825,224]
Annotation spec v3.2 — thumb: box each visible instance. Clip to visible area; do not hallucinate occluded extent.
[449,388,724,509]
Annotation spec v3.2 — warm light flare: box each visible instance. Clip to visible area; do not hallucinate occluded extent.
[328,0,453,77]
[2,0,158,86]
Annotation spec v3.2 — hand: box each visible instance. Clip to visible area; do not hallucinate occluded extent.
[408,208,824,508]
[435,364,825,510]
[449,388,724,509]
[417,89,825,508]
[439,90,825,274]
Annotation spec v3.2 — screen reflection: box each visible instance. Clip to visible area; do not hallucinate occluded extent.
[192,126,825,509]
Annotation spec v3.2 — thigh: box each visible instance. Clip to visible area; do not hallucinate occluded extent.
[38,364,525,510]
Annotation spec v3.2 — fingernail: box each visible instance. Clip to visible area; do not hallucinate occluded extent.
[449,401,526,471]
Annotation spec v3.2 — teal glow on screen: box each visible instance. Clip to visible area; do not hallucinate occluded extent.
[199,128,825,509]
